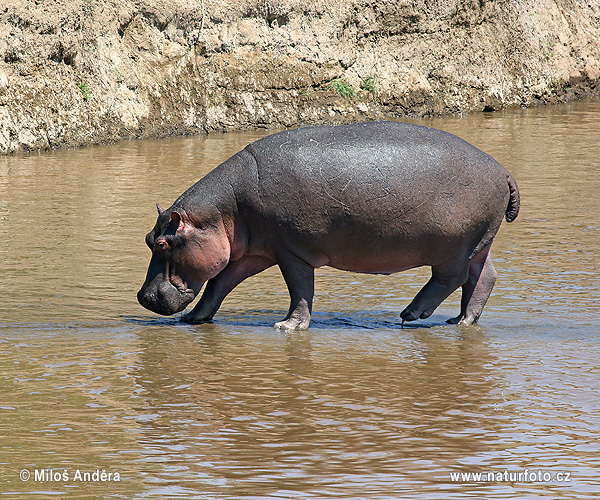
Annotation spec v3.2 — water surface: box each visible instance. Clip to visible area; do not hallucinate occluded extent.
[0,100,599,499]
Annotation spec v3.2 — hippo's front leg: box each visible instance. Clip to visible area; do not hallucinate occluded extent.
[182,255,275,324]
[274,254,315,331]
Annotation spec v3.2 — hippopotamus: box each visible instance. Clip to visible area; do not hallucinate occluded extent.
[138,121,519,329]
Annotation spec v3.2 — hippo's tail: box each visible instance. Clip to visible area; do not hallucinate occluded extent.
[505,173,520,223]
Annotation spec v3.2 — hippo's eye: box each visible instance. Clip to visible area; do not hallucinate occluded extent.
[156,239,169,251]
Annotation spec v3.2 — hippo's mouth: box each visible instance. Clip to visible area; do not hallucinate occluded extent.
[137,260,197,316]
[163,261,196,312]
[166,261,195,297]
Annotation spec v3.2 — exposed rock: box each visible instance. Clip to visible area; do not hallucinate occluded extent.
[1,0,599,154]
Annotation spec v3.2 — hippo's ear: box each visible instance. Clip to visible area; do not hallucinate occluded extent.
[156,203,165,215]
[168,210,183,232]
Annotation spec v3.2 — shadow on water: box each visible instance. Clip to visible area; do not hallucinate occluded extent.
[123,310,453,330]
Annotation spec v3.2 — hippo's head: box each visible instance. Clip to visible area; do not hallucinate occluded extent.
[137,205,231,316]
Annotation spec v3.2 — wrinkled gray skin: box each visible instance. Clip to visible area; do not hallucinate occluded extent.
[138,121,519,330]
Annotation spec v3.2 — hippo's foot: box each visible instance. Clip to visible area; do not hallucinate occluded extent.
[400,305,435,322]
[274,299,312,331]
[446,314,477,325]
[181,311,214,324]
[274,314,310,331]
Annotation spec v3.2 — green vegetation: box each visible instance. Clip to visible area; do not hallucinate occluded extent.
[209,92,223,105]
[299,88,313,100]
[360,75,378,96]
[329,78,355,99]
[78,82,91,100]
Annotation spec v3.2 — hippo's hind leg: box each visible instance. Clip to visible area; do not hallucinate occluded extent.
[447,244,497,325]
[400,259,470,323]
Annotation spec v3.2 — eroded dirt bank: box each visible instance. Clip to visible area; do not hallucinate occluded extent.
[1,0,599,154]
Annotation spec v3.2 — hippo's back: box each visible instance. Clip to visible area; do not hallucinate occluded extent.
[247,121,500,175]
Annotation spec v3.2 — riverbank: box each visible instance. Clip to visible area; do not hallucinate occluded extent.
[1,0,599,154]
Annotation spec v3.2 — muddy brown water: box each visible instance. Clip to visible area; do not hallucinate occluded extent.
[1,100,599,499]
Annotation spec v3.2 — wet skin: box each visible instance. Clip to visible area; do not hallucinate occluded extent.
[138,121,519,330]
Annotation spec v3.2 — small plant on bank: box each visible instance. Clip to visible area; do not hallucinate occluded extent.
[299,88,313,100]
[360,75,378,96]
[329,78,355,99]
[209,92,224,105]
[78,82,91,100]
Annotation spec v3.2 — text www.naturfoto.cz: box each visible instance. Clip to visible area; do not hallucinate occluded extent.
[449,470,572,483]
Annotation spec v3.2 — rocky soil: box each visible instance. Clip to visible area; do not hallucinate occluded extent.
[1,0,599,154]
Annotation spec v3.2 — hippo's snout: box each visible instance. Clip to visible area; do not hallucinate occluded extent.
[137,278,195,316]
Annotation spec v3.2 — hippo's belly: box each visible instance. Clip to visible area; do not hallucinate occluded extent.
[259,208,486,274]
